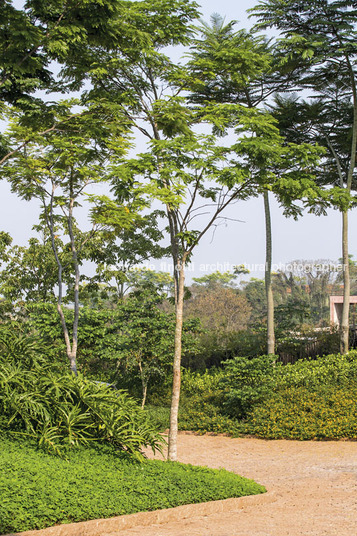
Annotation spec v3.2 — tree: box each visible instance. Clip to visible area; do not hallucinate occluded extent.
[84,212,168,302]
[187,14,327,355]
[56,2,323,459]
[0,0,154,165]
[114,288,199,408]
[117,132,258,459]
[4,101,133,374]
[0,228,68,306]
[191,270,244,289]
[251,0,357,353]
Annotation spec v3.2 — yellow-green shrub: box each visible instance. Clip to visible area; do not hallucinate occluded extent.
[242,385,357,440]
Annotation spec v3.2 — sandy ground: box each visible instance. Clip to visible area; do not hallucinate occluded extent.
[119,432,357,536]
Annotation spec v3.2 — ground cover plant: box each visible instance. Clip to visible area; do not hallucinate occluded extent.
[0,436,266,534]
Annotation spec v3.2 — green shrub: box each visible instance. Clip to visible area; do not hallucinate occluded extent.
[243,385,357,439]
[220,355,277,419]
[145,405,170,430]
[181,368,225,395]
[0,437,266,533]
[178,395,242,435]
[176,369,240,434]
[0,363,163,458]
[275,351,357,389]
[175,352,357,440]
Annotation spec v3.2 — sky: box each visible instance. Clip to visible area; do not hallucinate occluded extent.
[1,0,356,283]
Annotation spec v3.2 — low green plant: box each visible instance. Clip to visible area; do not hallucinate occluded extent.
[0,363,163,458]
[243,385,357,439]
[174,352,357,440]
[0,437,266,533]
[220,355,278,419]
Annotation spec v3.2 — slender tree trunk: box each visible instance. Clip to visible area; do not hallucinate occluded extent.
[67,195,79,375]
[141,383,148,410]
[264,190,275,355]
[44,186,78,375]
[138,360,148,409]
[340,209,350,353]
[339,49,357,353]
[168,258,185,461]
[44,184,79,375]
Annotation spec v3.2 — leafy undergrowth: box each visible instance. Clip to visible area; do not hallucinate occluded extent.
[241,386,357,440]
[159,353,357,440]
[0,437,265,534]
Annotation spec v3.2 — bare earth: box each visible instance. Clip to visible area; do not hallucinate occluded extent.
[122,433,357,536]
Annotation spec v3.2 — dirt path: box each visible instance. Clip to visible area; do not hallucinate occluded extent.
[119,433,357,536]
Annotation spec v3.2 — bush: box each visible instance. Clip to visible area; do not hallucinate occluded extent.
[243,385,357,439]
[178,396,242,435]
[181,368,225,395]
[175,352,357,440]
[178,369,240,434]
[275,351,357,389]
[0,437,266,533]
[220,355,277,419]
[0,363,163,458]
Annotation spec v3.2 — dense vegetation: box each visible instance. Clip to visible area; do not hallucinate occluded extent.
[0,436,265,533]
[2,0,357,530]
[148,352,357,440]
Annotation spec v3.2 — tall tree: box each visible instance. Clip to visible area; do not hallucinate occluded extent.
[58,2,321,458]
[0,0,151,164]
[115,131,259,460]
[187,14,327,354]
[251,0,357,352]
[4,100,133,373]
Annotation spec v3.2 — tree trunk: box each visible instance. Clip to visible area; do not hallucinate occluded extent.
[340,209,350,354]
[45,186,78,375]
[168,259,185,461]
[138,360,148,409]
[141,382,148,410]
[264,190,275,355]
[67,195,79,375]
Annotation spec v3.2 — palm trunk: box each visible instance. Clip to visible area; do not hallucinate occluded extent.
[264,190,275,355]
[340,209,350,353]
[168,258,185,461]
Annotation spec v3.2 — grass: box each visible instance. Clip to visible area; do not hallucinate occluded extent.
[0,437,265,534]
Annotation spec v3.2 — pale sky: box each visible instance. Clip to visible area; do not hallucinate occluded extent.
[1,0,356,282]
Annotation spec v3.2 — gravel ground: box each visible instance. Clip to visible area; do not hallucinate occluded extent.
[121,432,357,536]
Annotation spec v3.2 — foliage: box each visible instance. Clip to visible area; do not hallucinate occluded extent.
[185,285,251,334]
[274,351,357,388]
[242,385,357,440]
[220,355,277,419]
[112,290,200,406]
[0,325,48,370]
[174,352,357,439]
[85,217,169,302]
[181,368,225,394]
[146,369,240,435]
[192,270,243,289]
[0,338,163,458]
[0,436,265,534]
[0,231,70,305]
